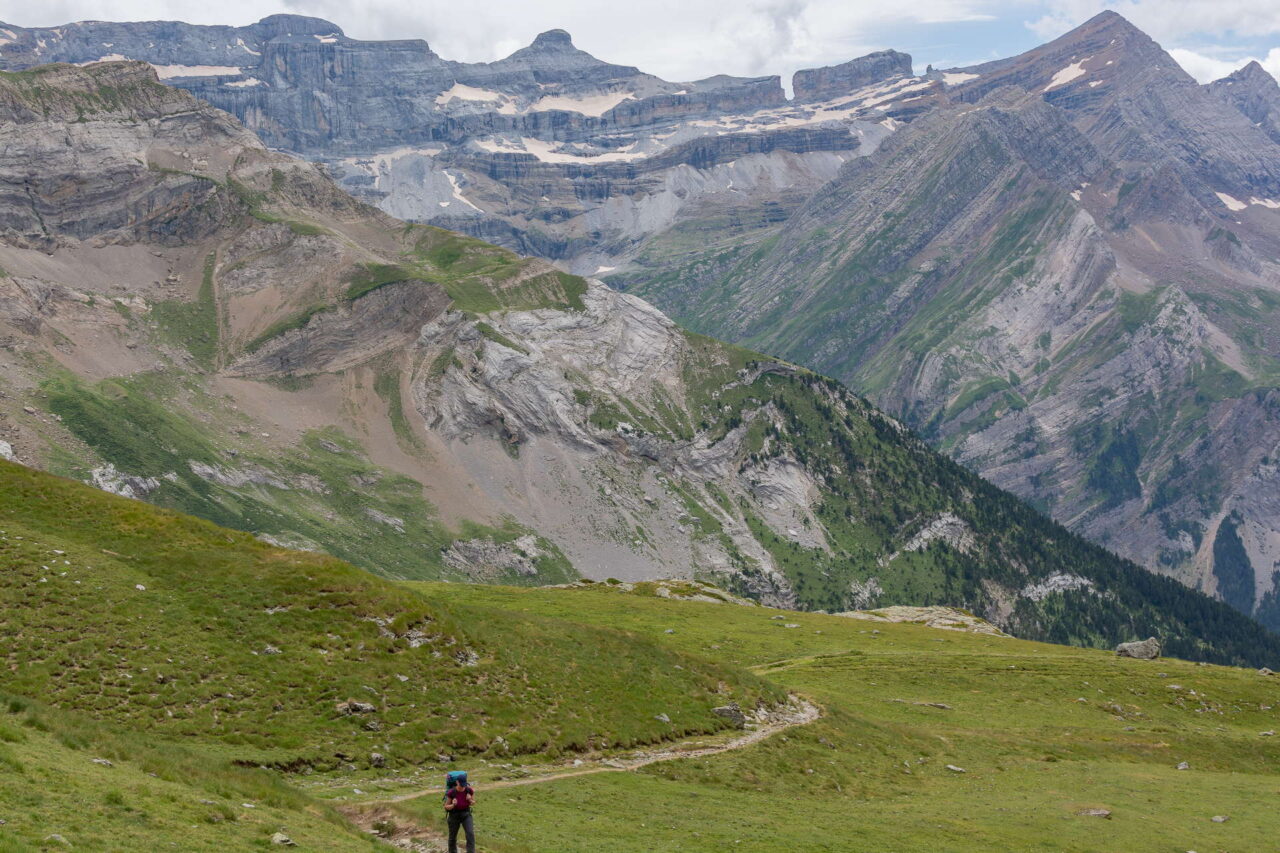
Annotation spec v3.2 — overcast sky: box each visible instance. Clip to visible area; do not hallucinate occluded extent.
[4,0,1279,84]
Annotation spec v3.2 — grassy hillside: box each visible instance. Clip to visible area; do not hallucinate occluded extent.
[391,582,1280,852]
[0,460,776,776]
[0,690,378,852]
[1,459,1278,850]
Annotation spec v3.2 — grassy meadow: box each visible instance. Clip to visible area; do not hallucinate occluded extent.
[1,460,1278,851]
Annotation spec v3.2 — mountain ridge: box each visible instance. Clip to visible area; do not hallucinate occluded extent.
[0,58,1276,663]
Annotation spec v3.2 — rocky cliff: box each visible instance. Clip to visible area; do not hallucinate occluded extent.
[1207,60,1280,148]
[623,12,1280,630]
[0,59,1271,663]
[0,15,929,279]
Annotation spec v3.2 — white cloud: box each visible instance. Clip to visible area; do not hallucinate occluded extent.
[1168,46,1280,82]
[1028,0,1280,44]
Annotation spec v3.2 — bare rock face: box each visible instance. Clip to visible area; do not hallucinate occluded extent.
[793,50,913,102]
[1206,61,1280,148]
[1115,637,1161,660]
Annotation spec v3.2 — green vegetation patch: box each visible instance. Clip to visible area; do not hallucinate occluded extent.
[150,252,218,369]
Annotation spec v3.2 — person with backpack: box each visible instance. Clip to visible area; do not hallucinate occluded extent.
[443,770,476,853]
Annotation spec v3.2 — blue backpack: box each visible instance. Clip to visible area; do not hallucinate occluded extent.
[446,770,468,790]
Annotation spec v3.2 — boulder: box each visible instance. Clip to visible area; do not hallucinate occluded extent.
[711,702,747,728]
[271,833,297,846]
[1115,638,1161,660]
[336,699,377,715]
[1077,808,1111,818]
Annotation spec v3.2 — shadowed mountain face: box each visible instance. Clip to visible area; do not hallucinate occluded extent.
[1,59,1276,664]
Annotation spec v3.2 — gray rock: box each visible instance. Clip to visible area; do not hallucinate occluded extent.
[711,703,747,728]
[654,713,670,724]
[370,752,385,767]
[1177,761,1190,770]
[336,700,377,715]
[271,833,298,847]
[945,764,966,773]
[1077,808,1112,818]
[793,50,914,101]
[1211,815,1229,823]
[1115,638,1161,660]
[1260,668,1274,676]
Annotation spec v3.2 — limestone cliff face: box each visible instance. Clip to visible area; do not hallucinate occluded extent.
[0,16,925,278]
[2,58,1269,663]
[792,50,913,101]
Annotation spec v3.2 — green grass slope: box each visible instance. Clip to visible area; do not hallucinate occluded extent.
[0,460,776,776]
[394,582,1280,852]
[0,691,377,852]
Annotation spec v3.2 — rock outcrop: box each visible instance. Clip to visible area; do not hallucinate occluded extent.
[1206,61,1280,148]
[1115,637,1161,659]
[792,50,913,101]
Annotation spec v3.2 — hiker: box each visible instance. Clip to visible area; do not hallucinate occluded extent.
[443,773,476,853]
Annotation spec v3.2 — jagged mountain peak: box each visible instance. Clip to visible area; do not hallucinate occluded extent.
[1206,57,1280,147]
[529,28,575,50]
[1215,59,1277,86]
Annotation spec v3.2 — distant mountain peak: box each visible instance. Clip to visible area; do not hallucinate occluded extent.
[792,49,913,102]
[251,14,344,40]
[529,29,575,50]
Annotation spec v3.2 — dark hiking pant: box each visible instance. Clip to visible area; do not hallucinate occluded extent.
[448,810,475,853]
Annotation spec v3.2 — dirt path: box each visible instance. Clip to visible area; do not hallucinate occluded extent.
[342,699,820,850]
[376,698,820,804]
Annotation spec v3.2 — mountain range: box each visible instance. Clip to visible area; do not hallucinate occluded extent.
[10,8,1272,629]
[2,14,1280,850]
[0,53,1274,661]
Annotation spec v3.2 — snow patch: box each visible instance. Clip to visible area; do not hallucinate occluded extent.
[236,37,260,56]
[435,84,518,114]
[530,91,636,116]
[1249,196,1280,209]
[1045,58,1090,92]
[942,72,979,85]
[225,77,265,88]
[313,33,340,44]
[152,64,244,79]
[443,170,482,212]
[1216,192,1248,211]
